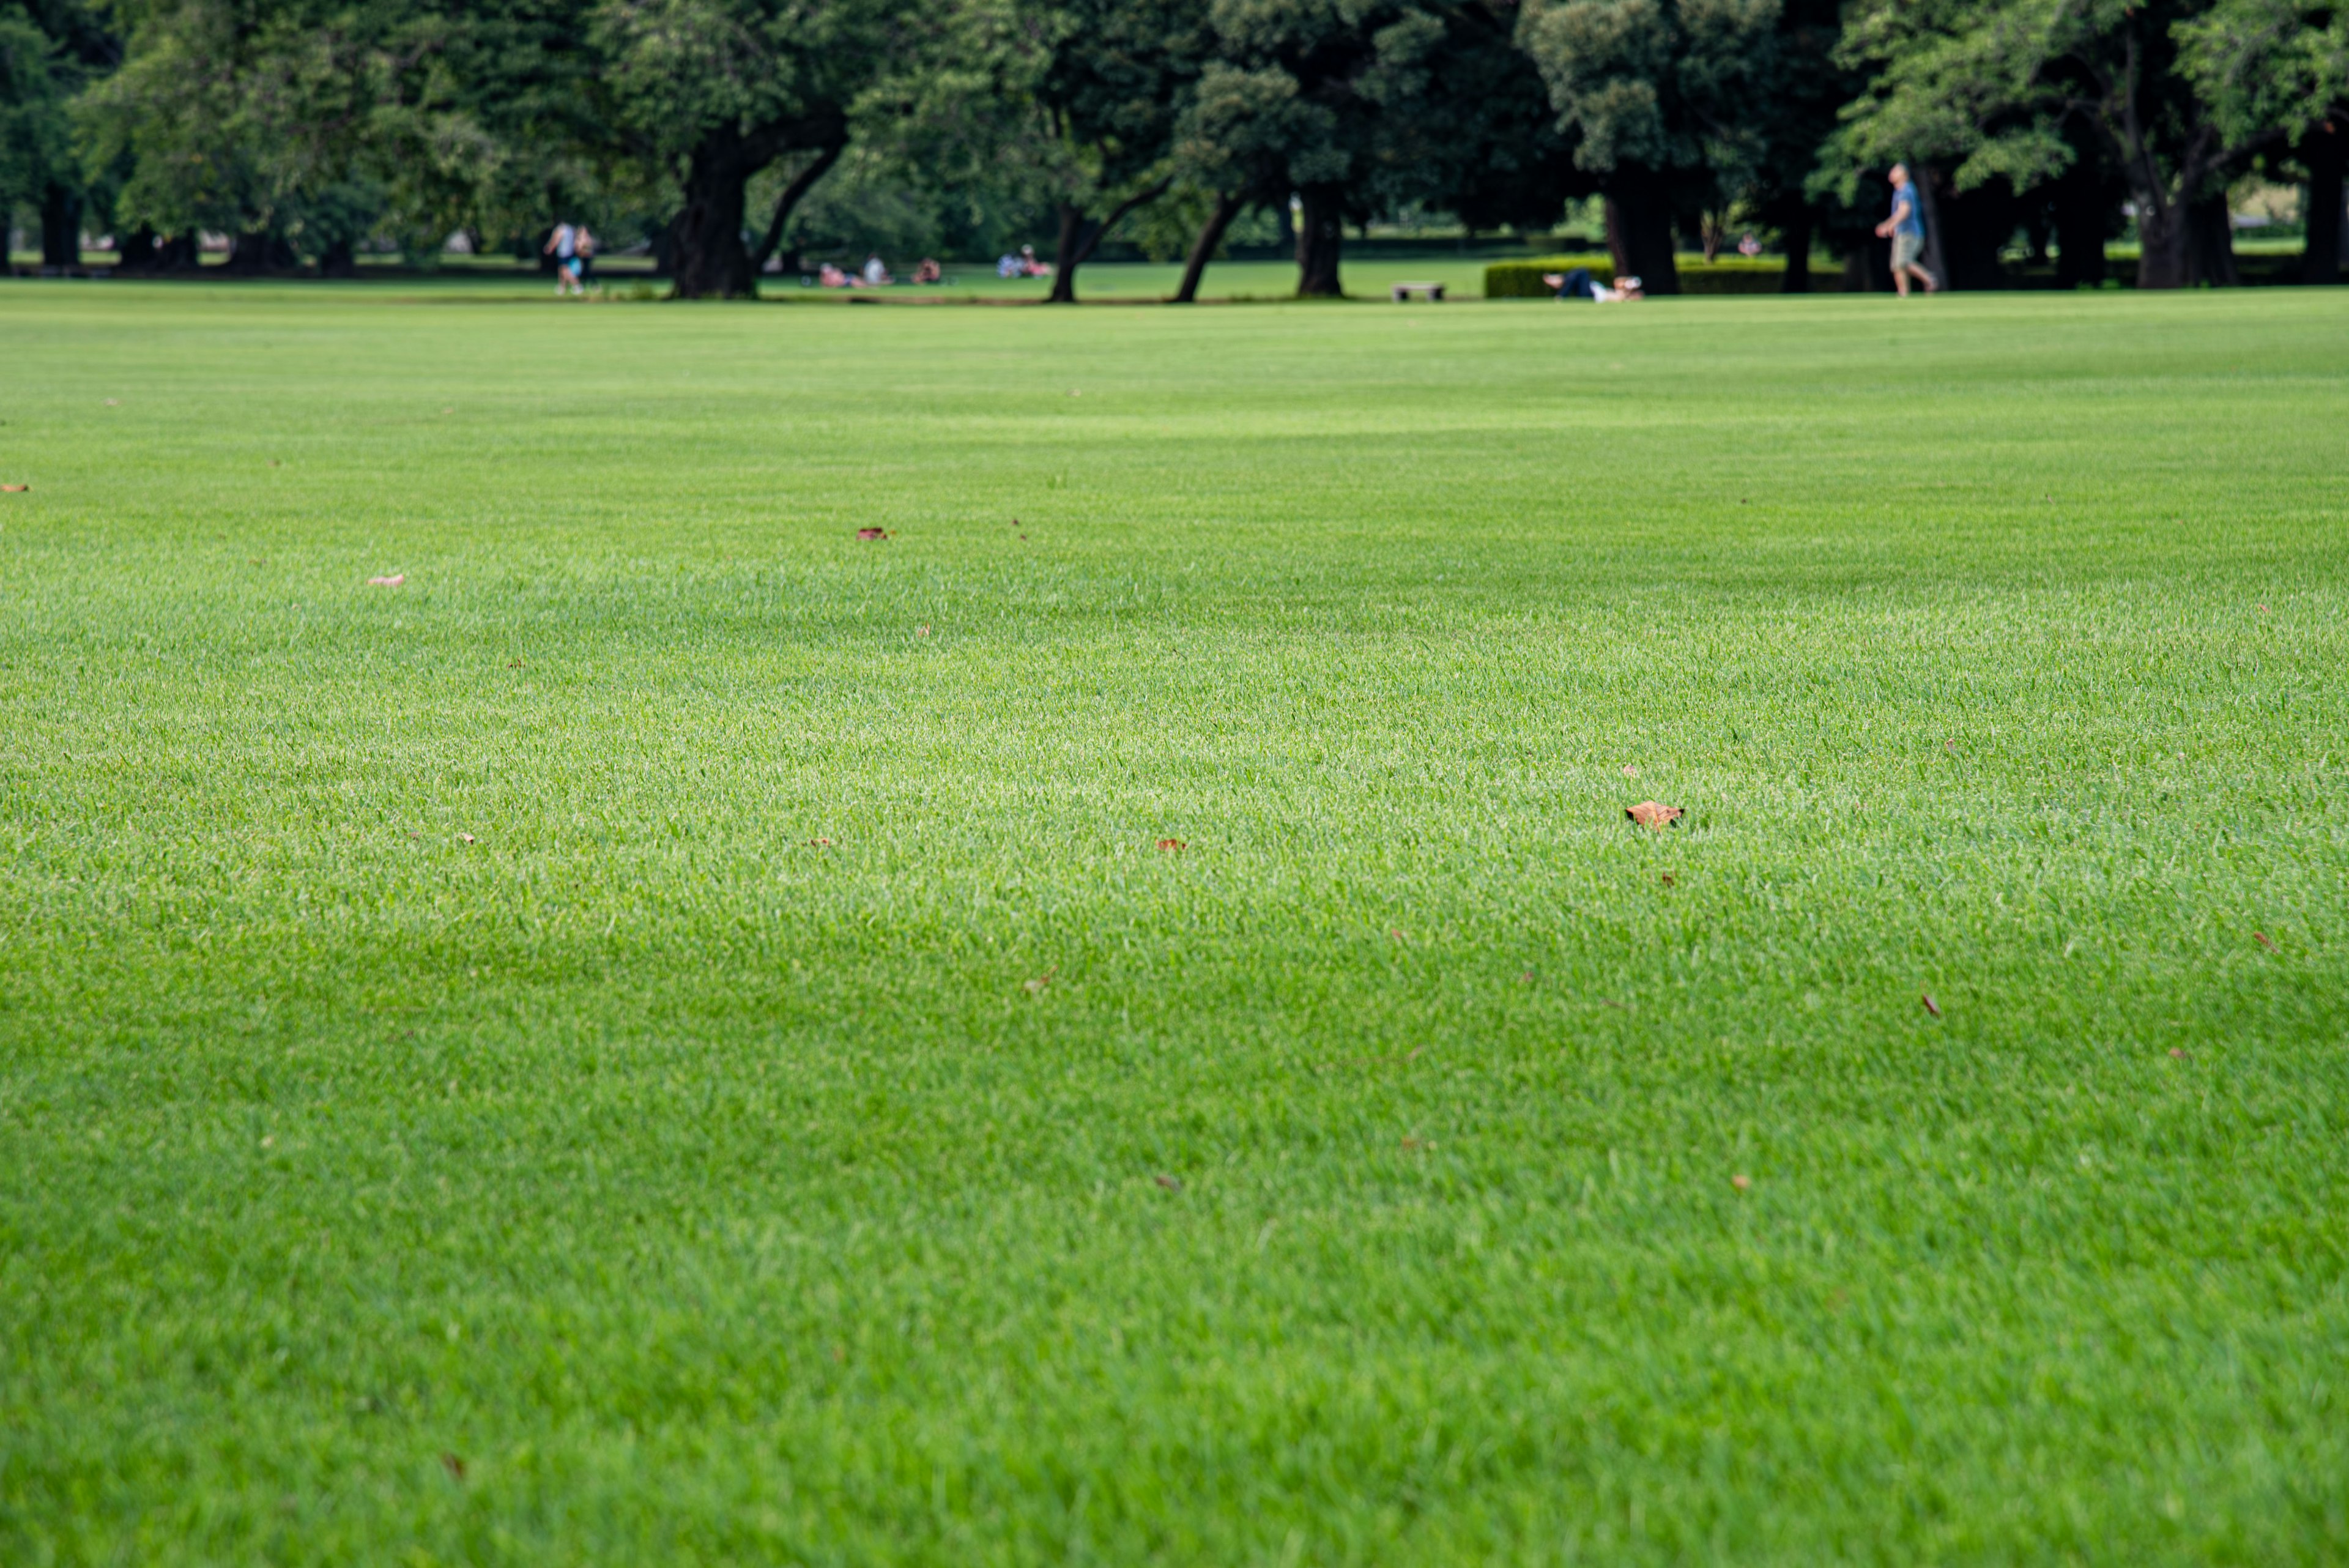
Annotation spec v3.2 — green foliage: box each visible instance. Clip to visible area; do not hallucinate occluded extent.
[1515,0,1779,190]
[2177,0,2349,147]
[0,0,111,222]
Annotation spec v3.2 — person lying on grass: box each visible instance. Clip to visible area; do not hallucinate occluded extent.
[1544,267,1642,302]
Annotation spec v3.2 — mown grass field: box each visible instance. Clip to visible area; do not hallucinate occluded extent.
[2,281,2345,1564]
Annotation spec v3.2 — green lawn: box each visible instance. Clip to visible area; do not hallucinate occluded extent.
[2,282,2345,1565]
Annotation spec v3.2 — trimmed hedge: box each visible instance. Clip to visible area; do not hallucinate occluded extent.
[1485,255,1843,297]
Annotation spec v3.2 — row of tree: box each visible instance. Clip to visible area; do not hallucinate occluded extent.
[4,0,2344,297]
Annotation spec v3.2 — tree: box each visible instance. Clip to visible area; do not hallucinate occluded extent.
[1516,0,1782,293]
[1179,0,1511,296]
[1,0,116,269]
[588,0,902,298]
[1832,0,2288,288]
[2179,0,2349,281]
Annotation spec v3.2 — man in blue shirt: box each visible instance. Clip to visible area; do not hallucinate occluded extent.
[1874,163,1938,296]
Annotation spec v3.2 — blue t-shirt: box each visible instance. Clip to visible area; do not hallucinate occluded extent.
[1891,186,1923,239]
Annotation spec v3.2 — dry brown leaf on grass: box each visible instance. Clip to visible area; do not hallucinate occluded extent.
[439,1453,466,1482]
[1625,801,1682,830]
[917,624,931,637]
[856,527,891,541]
[1154,1173,1182,1191]
[1732,1173,1752,1191]
[1023,970,1055,995]
[0,483,27,493]
[807,836,834,848]
[1156,838,1186,852]
[1621,764,1639,778]
[1660,872,1676,886]
[1921,992,1942,1018]
[456,833,477,845]
[2253,931,2276,951]
[366,574,404,587]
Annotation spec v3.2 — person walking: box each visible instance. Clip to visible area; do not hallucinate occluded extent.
[1876,165,1937,296]
[543,221,581,296]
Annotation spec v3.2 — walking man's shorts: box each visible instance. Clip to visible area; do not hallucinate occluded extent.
[1891,232,1924,271]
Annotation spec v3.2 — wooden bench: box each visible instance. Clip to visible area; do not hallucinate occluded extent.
[1390,280,1445,302]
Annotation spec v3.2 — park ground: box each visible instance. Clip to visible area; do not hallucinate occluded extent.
[1,281,2345,1564]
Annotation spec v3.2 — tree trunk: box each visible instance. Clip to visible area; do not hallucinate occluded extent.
[670,130,758,300]
[1174,193,1244,302]
[1048,202,1096,303]
[40,183,79,270]
[1915,165,1951,288]
[1779,210,1812,292]
[2184,193,2238,285]
[751,139,845,274]
[2052,158,2109,287]
[114,226,159,273]
[1603,171,1679,294]
[1295,184,1345,296]
[2301,122,2345,285]
[222,232,276,275]
[2134,190,2188,289]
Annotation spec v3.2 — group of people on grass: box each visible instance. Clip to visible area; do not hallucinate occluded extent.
[1545,164,1935,303]
[815,255,945,288]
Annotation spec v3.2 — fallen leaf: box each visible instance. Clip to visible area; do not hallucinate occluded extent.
[1069,388,1082,397]
[2169,1048,2188,1059]
[1156,838,1186,852]
[1389,927,1407,942]
[1017,533,1027,540]
[1920,992,1942,1018]
[916,623,931,637]
[506,659,523,669]
[439,1453,466,1482]
[1519,969,1535,983]
[456,833,477,845]
[1621,764,1639,778]
[829,1343,845,1362]
[1660,872,1676,886]
[856,527,889,541]
[1625,801,1682,830]
[807,836,834,847]
[269,459,281,468]
[2258,603,2268,613]
[366,574,404,587]
[2253,931,2275,951]
[1,483,26,492]
[103,398,119,406]
[1154,1173,1181,1191]
[1598,997,1628,1011]
[1943,739,1956,754]
[1023,970,1055,994]
[1731,1173,1751,1191]
[1401,1137,1431,1151]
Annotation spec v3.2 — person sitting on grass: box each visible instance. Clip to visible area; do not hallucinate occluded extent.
[912,258,943,284]
[863,253,892,286]
[818,261,851,288]
[1543,267,1642,302]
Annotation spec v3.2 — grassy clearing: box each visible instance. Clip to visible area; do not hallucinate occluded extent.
[1,282,2346,1564]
